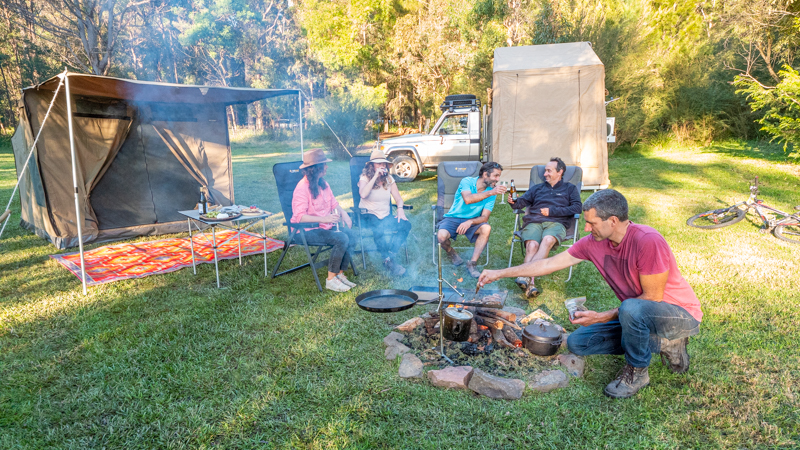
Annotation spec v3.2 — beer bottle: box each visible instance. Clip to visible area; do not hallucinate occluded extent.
[510,179,518,201]
[200,189,208,214]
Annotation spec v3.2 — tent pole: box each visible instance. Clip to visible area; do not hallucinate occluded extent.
[65,72,88,295]
[298,91,304,157]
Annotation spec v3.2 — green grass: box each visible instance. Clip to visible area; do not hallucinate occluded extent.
[1,134,799,448]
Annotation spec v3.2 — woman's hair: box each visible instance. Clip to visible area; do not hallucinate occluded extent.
[362,162,391,190]
[301,164,329,199]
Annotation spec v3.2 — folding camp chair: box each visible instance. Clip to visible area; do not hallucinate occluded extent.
[508,165,583,281]
[349,156,412,269]
[431,161,490,266]
[270,161,358,292]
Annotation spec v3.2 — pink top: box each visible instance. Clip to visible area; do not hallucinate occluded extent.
[568,223,703,321]
[291,177,340,230]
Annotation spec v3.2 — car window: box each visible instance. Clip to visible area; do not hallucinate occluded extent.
[438,114,468,135]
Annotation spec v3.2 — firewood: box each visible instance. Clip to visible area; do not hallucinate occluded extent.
[481,316,504,330]
[477,311,522,331]
[492,327,515,349]
[469,319,478,334]
[502,327,522,347]
[476,308,517,323]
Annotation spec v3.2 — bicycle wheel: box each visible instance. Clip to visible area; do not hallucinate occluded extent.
[774,221,800,244]
[686,206,746,229]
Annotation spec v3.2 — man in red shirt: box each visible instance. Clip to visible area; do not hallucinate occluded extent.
[478,189,702,398]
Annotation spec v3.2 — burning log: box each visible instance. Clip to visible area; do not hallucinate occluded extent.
[502,327,523,348]
[475,310,521,331]
[477,316,504,330]
[476,308,517,323]
[492,327,515,349]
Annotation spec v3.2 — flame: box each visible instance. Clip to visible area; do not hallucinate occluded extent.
[457,278,463,282]
[447,304,455,308]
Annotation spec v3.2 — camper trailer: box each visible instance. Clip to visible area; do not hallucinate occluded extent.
[380,42,612,189]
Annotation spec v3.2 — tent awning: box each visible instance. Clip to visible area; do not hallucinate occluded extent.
[25,73,299,105]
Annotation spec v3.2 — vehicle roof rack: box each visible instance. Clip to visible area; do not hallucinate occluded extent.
[440,94,480,112]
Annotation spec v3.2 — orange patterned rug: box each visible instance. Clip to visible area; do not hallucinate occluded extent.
[51,230,284,286]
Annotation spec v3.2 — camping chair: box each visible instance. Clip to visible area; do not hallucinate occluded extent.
[508,165,583,281]
[349,156,412,269]
[431,161,490,266]
[270,161,358,292]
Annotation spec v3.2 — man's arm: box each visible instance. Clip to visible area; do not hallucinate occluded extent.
[461,184,500,204]
[455,208,490,234]
[478,250,583,286]
[569,270,668,326]
[639,270,668,302]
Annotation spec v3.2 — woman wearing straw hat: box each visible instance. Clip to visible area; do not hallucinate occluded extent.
[291,149,358,292]
[357,150,411,276]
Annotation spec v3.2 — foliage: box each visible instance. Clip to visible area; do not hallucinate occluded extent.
[736,65,800,152]
[312,79,387,159]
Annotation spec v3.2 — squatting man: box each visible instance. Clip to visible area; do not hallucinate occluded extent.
[478,189,703,398]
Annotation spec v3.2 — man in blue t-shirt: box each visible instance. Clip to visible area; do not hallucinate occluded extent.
[437,161,506,278]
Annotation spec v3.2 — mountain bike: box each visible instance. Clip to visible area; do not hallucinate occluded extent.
[686,176,800,244]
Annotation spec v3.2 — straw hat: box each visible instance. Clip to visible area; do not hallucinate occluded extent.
[299,148,333,169]
[368,149,392,164]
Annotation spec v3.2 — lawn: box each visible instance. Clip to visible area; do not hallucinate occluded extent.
[1,134,799,449]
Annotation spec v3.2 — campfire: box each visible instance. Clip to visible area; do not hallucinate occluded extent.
[424,306,523,351]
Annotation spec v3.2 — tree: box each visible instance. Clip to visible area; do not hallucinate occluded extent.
[2,0,141,75]
[736,65,800,151]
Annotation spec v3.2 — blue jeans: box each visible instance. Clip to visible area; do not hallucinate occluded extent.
[566,298,701,368]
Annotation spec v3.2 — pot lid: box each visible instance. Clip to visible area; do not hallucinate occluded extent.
[523,322,562,342]
[445,307,473,320]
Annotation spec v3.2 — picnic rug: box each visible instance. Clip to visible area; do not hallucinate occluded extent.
[50,230,285,286]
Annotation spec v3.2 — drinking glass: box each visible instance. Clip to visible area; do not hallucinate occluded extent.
[499,181,508,202]
[331,208,340,231]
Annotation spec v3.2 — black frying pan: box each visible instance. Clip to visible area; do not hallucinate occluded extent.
[355,289,421,313]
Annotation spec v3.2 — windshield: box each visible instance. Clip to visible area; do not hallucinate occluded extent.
[437,114,468,135]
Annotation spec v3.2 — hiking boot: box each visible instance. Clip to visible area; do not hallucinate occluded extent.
[660,337,690,374]
[325,277,351,292]
[445,247,464,266]
[466,261,481,278]
[384,257,407,277]
[525,283,541,299]
[604,364,650,399]
[336,273,357,288]
[515,277,531,291]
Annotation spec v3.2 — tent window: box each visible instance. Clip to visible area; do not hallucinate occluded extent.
[76,96,129,117]
[143,103,198,122]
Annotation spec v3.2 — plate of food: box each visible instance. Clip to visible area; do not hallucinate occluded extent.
[240,206,264,215]
[200,211,242,221]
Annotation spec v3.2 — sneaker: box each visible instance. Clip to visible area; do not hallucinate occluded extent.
[515,277,531,291]
[603,364,650,399]
[445,248,464,266]
[384,257,407,277]
[525,284,541,298]
[660,337,690,374]
[337,274,357,288]
[325,277,351,292]
[466,261,481,278]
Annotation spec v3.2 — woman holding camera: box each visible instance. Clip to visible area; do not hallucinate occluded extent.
[357,150,411,276]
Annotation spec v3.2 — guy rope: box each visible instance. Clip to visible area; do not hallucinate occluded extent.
[0,69,66,242]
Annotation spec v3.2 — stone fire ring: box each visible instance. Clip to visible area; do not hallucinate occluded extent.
[382,309,586,400]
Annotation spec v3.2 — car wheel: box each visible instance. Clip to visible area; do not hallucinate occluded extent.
[391,156,419,182]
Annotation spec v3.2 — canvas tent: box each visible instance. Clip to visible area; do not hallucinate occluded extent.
[489,42,609,189]
[12,73,299,251]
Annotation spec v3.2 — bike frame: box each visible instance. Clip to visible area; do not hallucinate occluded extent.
[731,177,800,229]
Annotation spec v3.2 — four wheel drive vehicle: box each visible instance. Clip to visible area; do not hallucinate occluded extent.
[379,95,483,182]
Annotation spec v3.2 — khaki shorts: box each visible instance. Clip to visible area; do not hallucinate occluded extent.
[520,222,566,245]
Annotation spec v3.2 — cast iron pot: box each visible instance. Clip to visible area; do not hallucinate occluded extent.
[442,307,473,342]
[522,322,563,356]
